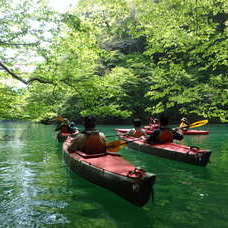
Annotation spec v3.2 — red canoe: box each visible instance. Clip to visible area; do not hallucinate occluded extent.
[62,138,156,207]
[115,128,209,135]
[117,135,211,166]
[181,129,209,135]
[144,125,209,135]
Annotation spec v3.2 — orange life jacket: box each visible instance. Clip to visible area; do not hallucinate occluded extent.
[82,132,106,154]
[155,128,173,143]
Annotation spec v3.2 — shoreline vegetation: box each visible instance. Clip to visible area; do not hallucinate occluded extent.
[1,0,227,123]
[0,118,223,126]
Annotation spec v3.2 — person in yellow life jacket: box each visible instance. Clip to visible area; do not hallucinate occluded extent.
[126,118,147,138]
[68,115,106,154]
[179,117,190,131]
[146,115,183,144]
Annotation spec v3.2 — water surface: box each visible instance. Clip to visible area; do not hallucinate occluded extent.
[0,121,227,227]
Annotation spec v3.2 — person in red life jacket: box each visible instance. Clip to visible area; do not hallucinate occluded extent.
[68,115,106,154]
[146,115,183,144]
[126,118,147,138]
[55,118,71,133]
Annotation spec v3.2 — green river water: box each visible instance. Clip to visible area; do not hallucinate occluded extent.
[0,121,227,228]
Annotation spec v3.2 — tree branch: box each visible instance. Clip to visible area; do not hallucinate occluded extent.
[0,62,90,87]
[27,77,52,84]
[0,41,40,47]
[0,62,53,85]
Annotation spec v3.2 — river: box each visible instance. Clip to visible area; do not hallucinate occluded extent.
[0,121,227,227]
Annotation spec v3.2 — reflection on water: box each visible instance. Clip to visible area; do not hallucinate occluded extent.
[0,122,228,227]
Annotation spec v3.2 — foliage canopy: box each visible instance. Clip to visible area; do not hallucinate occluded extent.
[1,0,227,122]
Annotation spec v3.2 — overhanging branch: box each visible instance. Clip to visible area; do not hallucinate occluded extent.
[0,41,40,47]
[0,62,90,87]
[0,61,53,85]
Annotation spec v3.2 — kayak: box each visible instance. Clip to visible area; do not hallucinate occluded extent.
[115,128,209,135]
[57,131,78,142]
[143,126,209,135]
[114,128,153,135]
[181,129,209,135]
[118,135,211,166]
[62,138,156,207]
[144,125,159,130]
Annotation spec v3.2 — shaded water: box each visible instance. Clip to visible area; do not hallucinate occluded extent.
[0,121,227,227]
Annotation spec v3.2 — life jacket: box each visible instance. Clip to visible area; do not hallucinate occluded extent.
[81,131,106,154]
[179,122,188,128]
[155,128,173,143]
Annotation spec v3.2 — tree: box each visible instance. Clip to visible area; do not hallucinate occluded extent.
[133,0,228,121]
[1,0,227,122]
[0,0,61,85]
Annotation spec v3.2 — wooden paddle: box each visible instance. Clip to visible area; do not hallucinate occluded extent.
[106,138,141,152]
[55,116,65,121]
[106,140,127,152]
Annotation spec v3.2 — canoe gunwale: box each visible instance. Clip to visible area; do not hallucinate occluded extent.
[115,128,209,135]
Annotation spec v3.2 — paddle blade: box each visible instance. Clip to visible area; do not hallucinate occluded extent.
[55,116,65,121]
[106,140,128,152]
[189,120,208,128]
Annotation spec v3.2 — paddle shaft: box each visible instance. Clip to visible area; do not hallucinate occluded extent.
[107,137,142,148]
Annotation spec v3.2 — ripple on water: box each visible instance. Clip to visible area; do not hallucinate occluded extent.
[0,196,70,226]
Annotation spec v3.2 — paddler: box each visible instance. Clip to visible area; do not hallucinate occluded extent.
[146,115,183,144]
[69,121,78,133]
[179,117,190,131]
[67,115,107,154]
[55,118,71,133]
[126,118,147,138]
[148,117,160,130]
